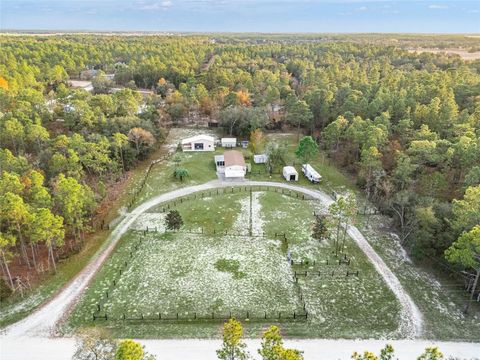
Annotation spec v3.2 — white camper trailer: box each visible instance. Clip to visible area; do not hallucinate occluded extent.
[302,164,321,183]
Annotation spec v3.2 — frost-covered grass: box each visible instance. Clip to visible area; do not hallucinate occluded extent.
[358,215,480,341]
[68,230,302,326]
[68,191,402,339]
[149,191,245,234]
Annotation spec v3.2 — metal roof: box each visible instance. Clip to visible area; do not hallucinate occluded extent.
[224,150,245,167]
[181,134,215,144]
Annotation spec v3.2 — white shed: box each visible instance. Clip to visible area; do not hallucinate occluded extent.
[181,135,215,152]
[221,138,237,148]
[254,154,268,164]
[283,166,298,181]
[224,150,246,178]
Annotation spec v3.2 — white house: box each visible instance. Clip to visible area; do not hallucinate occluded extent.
[254,154,268,164]
[283,166,298,181]
[181,135,215,152]
[221,138,237,148]
[215,150,246,178]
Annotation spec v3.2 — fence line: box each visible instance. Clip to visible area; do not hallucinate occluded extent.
[290,256,351,267]
[93,310,308,322]
[134,227,288,240]
[293,269,360,282]
[154,185,314,213]
[93,236,146,315]
[128,153,171,210]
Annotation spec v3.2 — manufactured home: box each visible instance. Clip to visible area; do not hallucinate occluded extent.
[215,150,246,178]
[221,138,237,148]
[283,166,298,181]
[181,135,215,152]
[302,164,321,183]
[225,150,246,178]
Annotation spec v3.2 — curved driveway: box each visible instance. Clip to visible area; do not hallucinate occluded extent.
[2,180,422,339]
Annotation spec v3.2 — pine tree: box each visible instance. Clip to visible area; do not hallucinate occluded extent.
[165,210,183,231]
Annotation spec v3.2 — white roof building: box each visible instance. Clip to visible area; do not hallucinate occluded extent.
[283,166,298,182]
[254,154,268,164]
[221,138,237,148]
[181,135,215,152]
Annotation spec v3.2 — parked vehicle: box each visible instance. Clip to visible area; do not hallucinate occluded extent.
[302,164,321,183]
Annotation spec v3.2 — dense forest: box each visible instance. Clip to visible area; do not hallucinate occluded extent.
[0,34,479,299]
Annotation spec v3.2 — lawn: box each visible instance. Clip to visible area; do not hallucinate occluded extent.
[67,190,402,339]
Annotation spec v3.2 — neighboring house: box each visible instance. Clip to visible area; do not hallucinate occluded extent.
[221,138,237,148]
[181,135,215,152]
[80,69,98,80]
[254,154,268,164]
[283,166,298,181]
[215,150,246,178]
[68,80,94,92]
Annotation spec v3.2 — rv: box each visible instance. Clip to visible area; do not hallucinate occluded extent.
[302,164,321,183]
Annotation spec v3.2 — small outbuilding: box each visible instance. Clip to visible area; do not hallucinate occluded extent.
[181,135,215,152]
[221,138,237,148]
[254,154,268,164]
[283,166,298,182]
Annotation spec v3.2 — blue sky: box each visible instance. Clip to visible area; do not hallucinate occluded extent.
[1,0,479,33]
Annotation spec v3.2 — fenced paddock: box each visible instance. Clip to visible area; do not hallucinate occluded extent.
[69,188,404,338]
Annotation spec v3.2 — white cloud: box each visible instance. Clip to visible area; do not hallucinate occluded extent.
[428,4,448,9]
[139,0,173,10]
[357,6,368,11]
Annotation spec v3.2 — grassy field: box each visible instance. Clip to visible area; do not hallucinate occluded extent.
[67,190,401,339]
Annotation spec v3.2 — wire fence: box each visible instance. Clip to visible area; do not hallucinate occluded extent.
[134,227,288,241]
[127,153,171,211]
[154,186,315,214]
[92,309,308,323]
